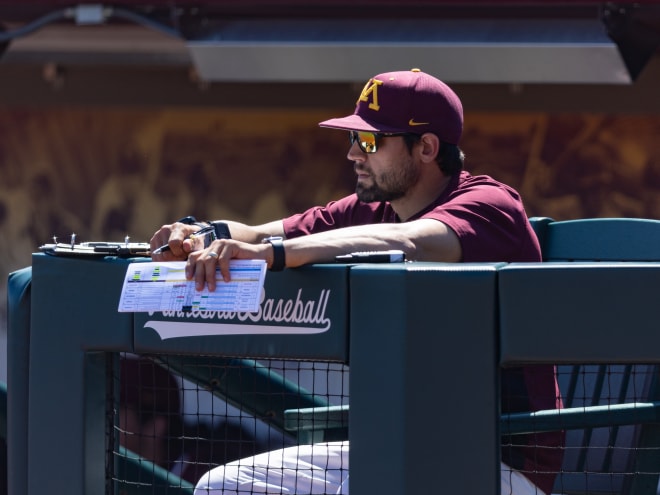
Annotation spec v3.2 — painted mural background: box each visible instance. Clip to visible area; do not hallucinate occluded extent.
[2,107,660,380]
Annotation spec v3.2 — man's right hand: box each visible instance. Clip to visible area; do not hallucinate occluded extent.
[149,222,202,261]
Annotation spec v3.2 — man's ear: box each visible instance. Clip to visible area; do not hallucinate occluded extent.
[417,133,441,164]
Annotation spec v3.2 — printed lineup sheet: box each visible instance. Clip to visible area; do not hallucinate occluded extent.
[118,260,267,313]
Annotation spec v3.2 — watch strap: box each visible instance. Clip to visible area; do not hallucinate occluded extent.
[264,236,285,271]
[211,221,232,240]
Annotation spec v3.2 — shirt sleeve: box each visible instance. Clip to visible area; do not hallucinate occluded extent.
[422,177,540,262]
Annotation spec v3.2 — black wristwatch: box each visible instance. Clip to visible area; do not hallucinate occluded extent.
[176,215,209,230]
[176,215,202,226]
[262,236,286,271]
[176,217,232,241]
[211,221,232,240]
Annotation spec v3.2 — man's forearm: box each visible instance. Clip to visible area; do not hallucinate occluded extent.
[282,224,416,267]
[281,219,461,268]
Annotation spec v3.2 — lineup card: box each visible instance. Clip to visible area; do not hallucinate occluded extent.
[118,260,267,313]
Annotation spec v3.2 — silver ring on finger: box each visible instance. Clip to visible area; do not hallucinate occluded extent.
[208,251,219,259]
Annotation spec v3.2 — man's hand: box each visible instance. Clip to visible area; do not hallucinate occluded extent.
[186,239,273,291]
[149,222,204,261]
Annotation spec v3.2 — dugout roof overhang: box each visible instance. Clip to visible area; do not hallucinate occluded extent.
[1,1,660,85]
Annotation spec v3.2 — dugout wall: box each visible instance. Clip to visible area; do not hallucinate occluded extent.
[8,255,501,495]
[8,248,660,494]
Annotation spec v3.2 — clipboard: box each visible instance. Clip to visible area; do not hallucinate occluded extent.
[39,241,151,258]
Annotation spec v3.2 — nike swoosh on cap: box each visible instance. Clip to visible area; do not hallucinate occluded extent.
[408,119,430,126]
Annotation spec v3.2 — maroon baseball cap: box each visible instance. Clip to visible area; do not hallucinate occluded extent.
[319,68,463,145]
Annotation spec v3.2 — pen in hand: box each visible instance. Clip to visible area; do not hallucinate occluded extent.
[151,225,215,255]
[151,244,173,255]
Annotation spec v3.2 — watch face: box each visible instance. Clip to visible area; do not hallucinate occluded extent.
[212,222,232,240]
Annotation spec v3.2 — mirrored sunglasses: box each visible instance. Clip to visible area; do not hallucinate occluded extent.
[349,131,408,154]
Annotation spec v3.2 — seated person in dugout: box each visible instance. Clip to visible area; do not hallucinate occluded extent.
[150,68,564,495]
[119,355,267,485]
[119,356,184,475]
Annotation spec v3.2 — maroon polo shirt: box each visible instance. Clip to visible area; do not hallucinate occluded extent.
[283,170,563,494]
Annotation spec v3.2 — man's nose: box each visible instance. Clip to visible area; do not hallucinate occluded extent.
[347,141,365,162]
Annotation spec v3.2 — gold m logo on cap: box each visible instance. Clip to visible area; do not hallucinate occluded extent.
[357,78,383,111]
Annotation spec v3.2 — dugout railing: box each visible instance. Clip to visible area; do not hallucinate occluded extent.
[8,254,500,495]
[6,217,660,495]
[500,216,660,495]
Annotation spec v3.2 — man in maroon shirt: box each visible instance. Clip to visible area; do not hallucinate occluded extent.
[151,68,563,494]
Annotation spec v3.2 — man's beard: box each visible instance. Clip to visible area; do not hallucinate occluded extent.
[356,182,405,203]
[355,160,419,203]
